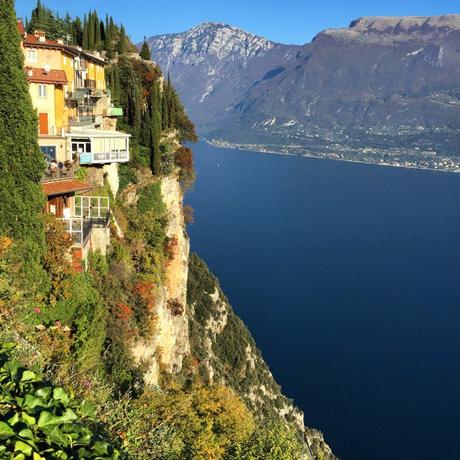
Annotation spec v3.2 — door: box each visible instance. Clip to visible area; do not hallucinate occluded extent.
[47,195,65,217]
[39,113,48,135]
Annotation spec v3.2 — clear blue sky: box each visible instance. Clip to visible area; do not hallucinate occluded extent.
[15,0,460,44]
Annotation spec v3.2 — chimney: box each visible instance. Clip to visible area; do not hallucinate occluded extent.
[34,30,46,42]
[57,39,64,45]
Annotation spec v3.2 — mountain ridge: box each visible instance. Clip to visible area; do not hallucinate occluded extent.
[145,15,460,170]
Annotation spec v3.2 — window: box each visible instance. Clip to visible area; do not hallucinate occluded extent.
[40,145,57,161]
[38,84,47,98]
[27,49,37,62]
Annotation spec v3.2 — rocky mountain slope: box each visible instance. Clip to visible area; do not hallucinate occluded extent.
[146,23,299,126]
[146,16,460,169]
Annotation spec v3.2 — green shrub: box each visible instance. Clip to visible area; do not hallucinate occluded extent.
[136,182,166,215]
[0,343,123,459]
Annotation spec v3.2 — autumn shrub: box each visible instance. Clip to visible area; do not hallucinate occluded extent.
[167,298,184,316]
[43,214,73,301]
[183,204,194,224]
[164,235,178,261]
[175,146,195,190]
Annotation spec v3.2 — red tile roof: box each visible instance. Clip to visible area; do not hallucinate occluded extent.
[27,67,68,85]
[42,180,92,197]
[17,20,25,37]
[23,33,64,49]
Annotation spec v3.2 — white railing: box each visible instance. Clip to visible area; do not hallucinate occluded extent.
[79,150,129,164]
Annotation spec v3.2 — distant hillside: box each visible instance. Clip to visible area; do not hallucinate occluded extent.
[146,16,460,169]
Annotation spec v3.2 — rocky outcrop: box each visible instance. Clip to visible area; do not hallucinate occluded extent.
[186,254,337,460]
[131,173,190,385]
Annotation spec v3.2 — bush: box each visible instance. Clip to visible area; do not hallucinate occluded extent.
[137,182,166,215]
[0,343,123,459]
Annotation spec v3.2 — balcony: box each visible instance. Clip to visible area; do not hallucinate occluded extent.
[59,216,92,246]
[74,196,110,227]
[69,115,95,126]
[79,150,129,165]
[85,79,96,90]
[42,161,77,182]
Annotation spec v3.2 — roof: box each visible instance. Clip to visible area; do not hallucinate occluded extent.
[23,33,65,50]
[64,45,106,65]
[27,67,68,85]
[17,20,25,37]
[42,179,92,197]
[67,127,131,139]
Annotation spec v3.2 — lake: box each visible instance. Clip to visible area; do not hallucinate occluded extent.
[185,141,460,460]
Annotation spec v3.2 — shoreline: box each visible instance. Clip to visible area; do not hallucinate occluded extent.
[205,138,460,174]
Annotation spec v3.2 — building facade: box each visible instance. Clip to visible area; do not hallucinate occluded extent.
[18,21,129,268]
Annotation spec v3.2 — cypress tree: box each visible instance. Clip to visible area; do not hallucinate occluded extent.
[82,13,89,49]
[118,58,141,137]
[117,24,127,55]
[0,0,46,282]
[139,37,150,60]
[149,78,162,175]
[88,11,95,50]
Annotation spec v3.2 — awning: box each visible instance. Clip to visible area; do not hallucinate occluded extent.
[42,179,92,197]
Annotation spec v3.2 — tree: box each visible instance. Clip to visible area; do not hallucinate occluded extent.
[149,77,162,175]
[118,58,141,138]
[0,0,46,284]
[139,37,151,60]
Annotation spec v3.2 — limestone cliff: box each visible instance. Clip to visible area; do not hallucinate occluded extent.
[117,165,335,459]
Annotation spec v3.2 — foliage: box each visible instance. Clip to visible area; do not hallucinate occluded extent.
[43,215,73,301]
[136,182,166,215]
[103,383,255,460]
[0,0,46,286]
[175,146,196,189]
[139,38,151,60]
[227,423,305,460]
[0,343,123,459]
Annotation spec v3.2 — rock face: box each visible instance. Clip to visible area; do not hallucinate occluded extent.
[186,254,337,460]
[146,16,460,159]
[146,22,298,127]
[131,174,190,385]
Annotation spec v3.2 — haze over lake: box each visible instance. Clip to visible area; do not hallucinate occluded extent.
[186,141,460,460]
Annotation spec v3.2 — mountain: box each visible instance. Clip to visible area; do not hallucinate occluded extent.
[146,16,460,169]
[146,23,299,126]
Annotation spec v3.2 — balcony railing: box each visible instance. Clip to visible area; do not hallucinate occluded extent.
[69,116,95,126]
[42,161,77,182]
[59,217,92,246]
[79,150,129,165]
[85,79,96,89]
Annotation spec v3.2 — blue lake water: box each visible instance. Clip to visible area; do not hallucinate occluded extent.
[185,141,460,460]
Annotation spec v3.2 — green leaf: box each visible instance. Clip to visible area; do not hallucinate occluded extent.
[13,454,26,460]
[35,387,52,401]
[78,400,96,419]
[20,370,37,382]
[0,421,15,439]
[21,412,36,426]
[24,394,46,410]
[18,428,34,440]
[33,453,46,460]
[92,441,109,455]
[52,387,69,405]
[48,427,68,446]
[8,412,20,426]
[14,440,32,455]
[37,411,60,429]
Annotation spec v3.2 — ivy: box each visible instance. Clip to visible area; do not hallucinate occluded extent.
[0,343,123,459]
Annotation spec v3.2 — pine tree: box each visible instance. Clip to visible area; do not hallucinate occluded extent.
[139,37,151,60]
[0,0,46,282]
